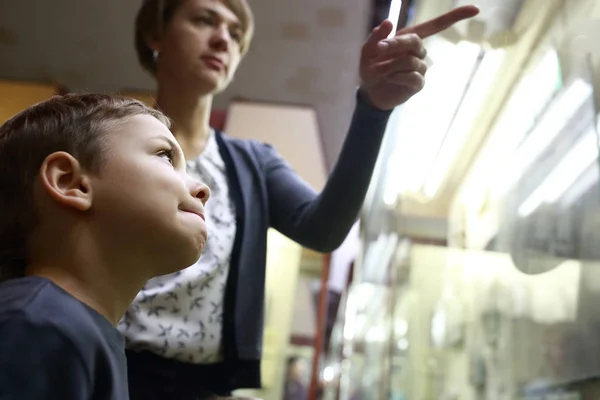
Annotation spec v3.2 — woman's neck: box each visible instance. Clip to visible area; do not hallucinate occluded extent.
[156,82,214,160]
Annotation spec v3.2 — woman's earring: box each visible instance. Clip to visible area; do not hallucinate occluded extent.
[152,50,159,64]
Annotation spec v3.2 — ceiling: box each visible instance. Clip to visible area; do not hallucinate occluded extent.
[0,0,379,167]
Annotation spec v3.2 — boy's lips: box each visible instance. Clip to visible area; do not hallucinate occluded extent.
[181,207,205,221]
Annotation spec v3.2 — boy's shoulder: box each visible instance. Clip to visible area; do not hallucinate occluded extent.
[0,276,114,335]
[0,275,125,352]
[0,275,81,316]
[0,276,128,399]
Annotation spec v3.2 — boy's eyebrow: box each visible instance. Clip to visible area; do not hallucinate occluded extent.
[152,135,184,160]
[151,135,176,148]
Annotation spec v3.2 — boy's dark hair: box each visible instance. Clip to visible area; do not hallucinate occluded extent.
[0,93,170,280]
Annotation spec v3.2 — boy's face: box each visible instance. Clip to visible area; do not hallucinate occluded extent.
[88,114,209,276]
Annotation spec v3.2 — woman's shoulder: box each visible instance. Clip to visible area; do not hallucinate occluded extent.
[214,130,277,160]
[215,129,265,147]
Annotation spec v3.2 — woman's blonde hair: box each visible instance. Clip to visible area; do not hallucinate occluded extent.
[134,0,254,75]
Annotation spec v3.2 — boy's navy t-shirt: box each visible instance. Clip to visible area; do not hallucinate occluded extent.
[0,276,128,399]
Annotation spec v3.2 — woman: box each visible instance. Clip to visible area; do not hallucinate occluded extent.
[121,0,479,398]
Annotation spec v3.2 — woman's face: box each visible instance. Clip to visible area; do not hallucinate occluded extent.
[154,0,245,95]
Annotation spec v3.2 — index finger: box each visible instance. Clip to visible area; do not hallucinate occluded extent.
[398,5,479,39]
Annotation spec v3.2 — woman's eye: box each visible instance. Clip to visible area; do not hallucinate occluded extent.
[230,30,242,43]
[192,15,213,25]
[157,150,175,165]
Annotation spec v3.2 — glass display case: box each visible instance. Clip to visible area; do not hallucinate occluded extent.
[324,12,600,400]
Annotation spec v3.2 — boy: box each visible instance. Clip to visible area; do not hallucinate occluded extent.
[0,93,210,399]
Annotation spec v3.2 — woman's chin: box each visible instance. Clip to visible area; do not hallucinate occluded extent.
[192,70,228,94]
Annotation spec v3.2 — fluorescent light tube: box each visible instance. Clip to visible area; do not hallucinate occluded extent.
[518,126,598,217]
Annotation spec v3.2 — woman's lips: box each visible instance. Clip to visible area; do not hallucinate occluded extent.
[201,56,225,72]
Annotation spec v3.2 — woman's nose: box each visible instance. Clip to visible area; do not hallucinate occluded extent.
[209,25,231,51]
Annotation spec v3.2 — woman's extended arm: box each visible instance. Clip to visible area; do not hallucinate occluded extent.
[263,91,391,252]
[263,6,480,252]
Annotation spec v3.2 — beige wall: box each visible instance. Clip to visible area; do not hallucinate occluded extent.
[0,80,58,123]
[225,101,327,191]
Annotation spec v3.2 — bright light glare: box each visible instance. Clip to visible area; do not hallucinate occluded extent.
[386,39,481,198]
[423,47,505,197]
[387,0,403,38]
[518,127,598,217]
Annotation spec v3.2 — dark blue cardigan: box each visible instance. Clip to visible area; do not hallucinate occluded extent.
[213,92,391,389]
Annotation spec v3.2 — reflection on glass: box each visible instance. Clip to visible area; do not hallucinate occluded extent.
[326,29,600,399]
[518,125,597,217]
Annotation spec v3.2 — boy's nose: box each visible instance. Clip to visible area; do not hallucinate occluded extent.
[191,181,211,205]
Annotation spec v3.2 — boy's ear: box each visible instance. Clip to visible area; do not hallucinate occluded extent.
[39,151,93,211]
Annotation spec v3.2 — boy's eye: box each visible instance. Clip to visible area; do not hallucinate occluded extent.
[157,149,175,165]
